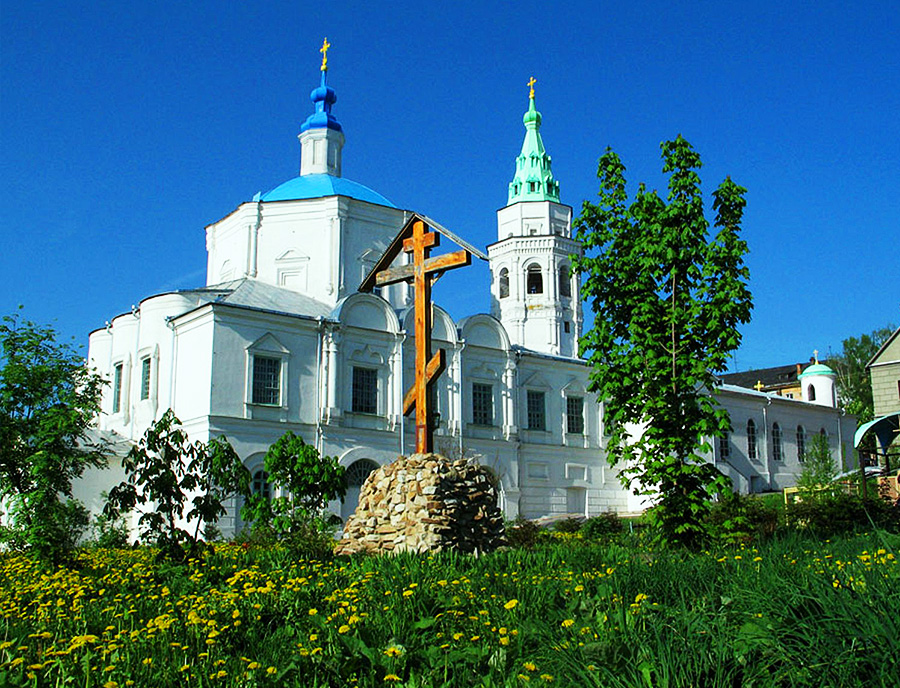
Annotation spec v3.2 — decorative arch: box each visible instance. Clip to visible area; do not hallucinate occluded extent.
[526,263,543,294]
[401,304,457,345]
[333,293,400,334]
[459,314,511,351]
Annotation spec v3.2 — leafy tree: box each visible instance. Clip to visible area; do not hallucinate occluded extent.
[105,409,250,558]
[796,432,839,497]
[241,431,346,539]
[0,310,107,561]
[574,136,753,546]
[829,324,895,423]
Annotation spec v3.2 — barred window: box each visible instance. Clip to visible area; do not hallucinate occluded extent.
[527,390,546,431]
[772,423,783,461]
[140,357,151,401]
[558,265,571,297]
[526,264,543,294]
[797,426,806,462]
[252,356,281,405]
[112,363,123,414]
[747,419,757,460]
[352,367,378,414]
[251,470,270,500]
[472,383,493,426]
[718,434,730,461]
[566,396,584,434]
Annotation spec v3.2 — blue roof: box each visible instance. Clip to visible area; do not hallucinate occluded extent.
[260,174,395,207]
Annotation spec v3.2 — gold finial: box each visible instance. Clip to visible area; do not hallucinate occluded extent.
[527,76,536,99]
[813,349,819,364]
[754,380,765,392]
[320,37,331,72]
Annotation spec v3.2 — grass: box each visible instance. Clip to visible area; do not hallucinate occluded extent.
[1,530,898,687]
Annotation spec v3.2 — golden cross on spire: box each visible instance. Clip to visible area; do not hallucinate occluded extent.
[754,380,765,392]
[320,37,331,72]
[527,76,537,99]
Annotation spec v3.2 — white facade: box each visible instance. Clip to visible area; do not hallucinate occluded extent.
[78,71,857,537]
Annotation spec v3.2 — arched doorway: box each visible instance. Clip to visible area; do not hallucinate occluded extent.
[341,459,380,522]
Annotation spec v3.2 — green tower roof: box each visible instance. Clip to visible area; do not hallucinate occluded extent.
[508,78,560,204]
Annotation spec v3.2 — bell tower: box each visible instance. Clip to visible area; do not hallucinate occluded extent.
[487,78,582,357]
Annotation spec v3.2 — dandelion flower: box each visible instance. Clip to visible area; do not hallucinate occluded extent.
[504,599,518,610]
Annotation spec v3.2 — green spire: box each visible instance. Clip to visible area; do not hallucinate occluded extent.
[508,77,560,204]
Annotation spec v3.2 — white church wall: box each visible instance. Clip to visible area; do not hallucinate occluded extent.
[205,203,257,285]
[170,307,214,422]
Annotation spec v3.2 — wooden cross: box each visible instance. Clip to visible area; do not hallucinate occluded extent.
[528,76,536,99]
[361,216,472,454]
[320,37,331,71]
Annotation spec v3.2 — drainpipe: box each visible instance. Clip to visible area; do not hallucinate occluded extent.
[398,331,407,456]
[129,305,141,440]
[248,200,263,278]
[315,317,324,455]
[456,338,467,458]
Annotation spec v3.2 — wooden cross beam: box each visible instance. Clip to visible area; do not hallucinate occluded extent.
[364,217,471,454]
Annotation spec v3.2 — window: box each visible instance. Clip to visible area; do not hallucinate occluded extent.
[807,384,816,401]
[140,356,151,401]
[563,321,571,334]
[352,367,378,414]
[251,470,270,500]
[527,390,546,431]
[897,380,900,399]
[772,423,783,461]
[566,396,584,434]
[526,265,543,294]
[472,383,493,426]
[112,363,123,414]
[499,268,509,299]
[718,434,730,461]
[558,265,571,297]
[746,419,757,460]
[528,181,536,192]
[797,426,806,462]
[346,459,379,488]
[251,356,281,405]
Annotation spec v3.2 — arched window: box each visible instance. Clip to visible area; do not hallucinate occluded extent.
[251,470,270,500]
[526,264,543,294]
[747,419,757,460]
[346,459,379,488]
[772,423,783,461]
[797,426,806,462]
[558,265,571,297]
[499,268,509,299]
[807,384,816,401]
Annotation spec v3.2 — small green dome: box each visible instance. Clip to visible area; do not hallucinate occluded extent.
[798,362,835,379]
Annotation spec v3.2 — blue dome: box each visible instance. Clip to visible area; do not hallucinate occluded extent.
[260,174,395,207]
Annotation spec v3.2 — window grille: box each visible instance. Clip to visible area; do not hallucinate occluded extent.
[140,357,151,401]
[112,363,123,413]
[252,356,281,405]
[566,396,584,434]
[472,383,493,426]
[527,390,546,431]
[352,367,378,414]
[747,419,757,460]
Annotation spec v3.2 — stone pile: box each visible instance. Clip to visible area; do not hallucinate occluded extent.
[334,453,506,556]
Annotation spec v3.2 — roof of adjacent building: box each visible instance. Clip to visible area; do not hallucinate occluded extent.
[719,362,822,391]
[258,173,395,207]
[176,278,332,320]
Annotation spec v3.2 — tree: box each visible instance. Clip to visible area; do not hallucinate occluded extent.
[829,324,895,423]
[574,136,753,546]
[241,431,346,538]
[105,409,250,558]
[0,310,107,561]
[796,432,838,497]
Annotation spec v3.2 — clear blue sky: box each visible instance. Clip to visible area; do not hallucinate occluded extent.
[2,0,897,371]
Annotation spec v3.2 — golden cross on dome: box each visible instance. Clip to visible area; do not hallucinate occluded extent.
[813,349,819,364]
[527,76,536,99]
[320,37,331,71]
[754,380,765,392]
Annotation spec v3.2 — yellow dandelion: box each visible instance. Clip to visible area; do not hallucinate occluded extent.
[540,674,554,682]
[504,599,519,610]
[338,624,350,634]
[561,619,574,628]
[308,608,318,616]
[384,675,401,682]
[523,661,537,672]
[266,666,277,675]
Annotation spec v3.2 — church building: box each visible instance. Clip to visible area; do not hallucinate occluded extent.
[76,52,857,536]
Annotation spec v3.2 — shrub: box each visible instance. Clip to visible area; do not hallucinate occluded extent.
[581,512,625,540]
[786,493,900,535]
[87,510,131,549]
[505,517,543,549]
[553,517,583,534]
[706,491,778,544]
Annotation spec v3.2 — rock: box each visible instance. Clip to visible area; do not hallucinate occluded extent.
[333,452,507,556]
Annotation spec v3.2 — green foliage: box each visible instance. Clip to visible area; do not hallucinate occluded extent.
[705,491,778,545]
[580,512,625,540]
[552,517,583,534]
[829,324,895,423]
[786,493,900,535]
[0,310,107,561]
[87,508,131,549]
[105,409,250,558]
[796,432,839,496]
[240,431,346,546]
[504,517,544,549]
[574,137,753,547]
